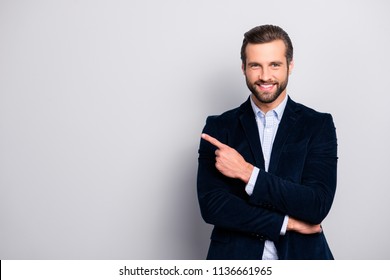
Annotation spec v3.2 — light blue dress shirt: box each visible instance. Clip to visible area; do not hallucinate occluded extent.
[245,94,289,260]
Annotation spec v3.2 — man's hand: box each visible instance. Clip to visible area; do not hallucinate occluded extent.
[287,217,322,234]
[201,133,254,183]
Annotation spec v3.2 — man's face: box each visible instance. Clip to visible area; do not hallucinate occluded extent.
[243,40,293,106]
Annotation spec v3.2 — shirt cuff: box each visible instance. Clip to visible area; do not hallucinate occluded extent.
[280,215,289,235]
[245,167,259,196]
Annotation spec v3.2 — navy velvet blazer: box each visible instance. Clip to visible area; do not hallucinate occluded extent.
[197,97,338,260]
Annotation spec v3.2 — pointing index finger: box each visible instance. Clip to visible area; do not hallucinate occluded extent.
[201,133,226,149]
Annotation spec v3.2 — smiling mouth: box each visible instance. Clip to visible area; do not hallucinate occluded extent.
[256,83,276,91]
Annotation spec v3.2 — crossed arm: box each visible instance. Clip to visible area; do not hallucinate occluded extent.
[201,133,322,235]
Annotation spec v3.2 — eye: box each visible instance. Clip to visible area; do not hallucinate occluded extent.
[250,64,260,69]
[271,63,281,68]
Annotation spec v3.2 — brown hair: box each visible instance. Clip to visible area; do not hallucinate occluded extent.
[240,25,293,68]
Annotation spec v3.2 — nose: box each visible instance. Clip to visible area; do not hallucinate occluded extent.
[258,67,271,81]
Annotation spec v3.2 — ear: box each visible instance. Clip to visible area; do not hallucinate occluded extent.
[288,60,294,75]
[241,63,246,74]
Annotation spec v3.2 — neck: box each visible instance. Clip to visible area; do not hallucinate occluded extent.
[251,91,287,113]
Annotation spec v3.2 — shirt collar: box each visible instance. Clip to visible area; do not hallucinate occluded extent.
[250,94,288,121]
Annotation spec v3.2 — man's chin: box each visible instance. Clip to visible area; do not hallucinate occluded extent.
[253,92,278,104]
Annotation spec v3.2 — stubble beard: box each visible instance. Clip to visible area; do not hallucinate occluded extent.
[246,74,289,104]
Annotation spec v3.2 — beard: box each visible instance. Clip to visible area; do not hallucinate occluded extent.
[245,75,289,104]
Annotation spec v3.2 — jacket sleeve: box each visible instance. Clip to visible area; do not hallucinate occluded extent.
[249,113,338,224]
[197,116,285,242]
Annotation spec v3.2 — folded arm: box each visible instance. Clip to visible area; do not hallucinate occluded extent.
[249,114,337,224]
[199,113,337,227]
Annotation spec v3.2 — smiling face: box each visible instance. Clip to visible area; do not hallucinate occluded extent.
[243,40,294,112]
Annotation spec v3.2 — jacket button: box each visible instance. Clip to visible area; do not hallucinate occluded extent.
[259,235,265,240]
[251,233,265,240]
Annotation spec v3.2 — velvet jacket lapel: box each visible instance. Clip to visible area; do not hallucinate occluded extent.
[239,100,265,170]
[268,98,300,174]
[238,97,300,174]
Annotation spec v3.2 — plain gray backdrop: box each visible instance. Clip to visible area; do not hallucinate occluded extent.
[1,0,389,259]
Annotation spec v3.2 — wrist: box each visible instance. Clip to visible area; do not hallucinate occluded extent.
[287,217,295,231]
[240,162,254,183]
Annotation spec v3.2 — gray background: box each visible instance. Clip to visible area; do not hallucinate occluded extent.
[1,0,389,259]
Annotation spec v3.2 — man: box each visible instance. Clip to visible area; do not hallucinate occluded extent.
[197,25,337,260]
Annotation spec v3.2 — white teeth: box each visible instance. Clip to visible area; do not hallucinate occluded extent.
[261,84,273,88]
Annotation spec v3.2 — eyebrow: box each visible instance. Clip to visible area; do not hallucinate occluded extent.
[270,61,284,65]
[247,61,285,66]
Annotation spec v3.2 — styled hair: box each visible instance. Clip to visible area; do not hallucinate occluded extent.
[240,25,293,67]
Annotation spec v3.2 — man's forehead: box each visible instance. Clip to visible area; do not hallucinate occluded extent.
[245,40,287,61]
[246,40,286,52]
